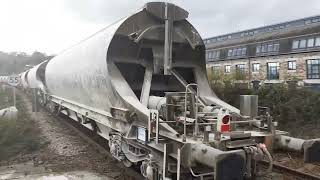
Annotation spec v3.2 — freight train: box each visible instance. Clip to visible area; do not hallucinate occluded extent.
[18,2,320,180]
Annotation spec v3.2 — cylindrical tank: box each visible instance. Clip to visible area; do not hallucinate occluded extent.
[21,70,30,89]
[45,2,208,121]
[240,95,258,118]
[0,76,8,84]
[26,61,49,91]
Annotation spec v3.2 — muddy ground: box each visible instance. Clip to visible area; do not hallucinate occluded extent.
[0,87,138,179]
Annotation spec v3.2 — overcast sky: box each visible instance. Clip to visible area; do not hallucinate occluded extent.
[0,0,320,55]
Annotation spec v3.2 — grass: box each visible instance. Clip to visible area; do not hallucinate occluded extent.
[0,86,41,161]
[0,86,12,109]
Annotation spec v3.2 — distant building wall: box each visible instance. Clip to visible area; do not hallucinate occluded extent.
[205,15,320,86]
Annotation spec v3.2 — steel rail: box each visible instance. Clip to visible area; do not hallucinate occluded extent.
[57,114,144,180]
[261,160,320,180]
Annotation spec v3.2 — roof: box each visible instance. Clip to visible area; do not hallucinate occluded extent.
[204,15,320,49]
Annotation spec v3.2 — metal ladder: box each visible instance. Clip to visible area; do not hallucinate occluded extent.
[182,83,199,142]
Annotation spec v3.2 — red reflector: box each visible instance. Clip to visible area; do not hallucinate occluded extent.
[221,124,230,132]
[222,115,230,124]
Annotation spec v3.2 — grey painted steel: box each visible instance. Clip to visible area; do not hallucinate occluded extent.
[39,2,263,178]
[148,96,166,110]
[275,135,305,152]
[304,139,320,163]
[20,70,29,89]
[275,135,320,163]
[140,66,153,106]
[45,2,238,140]
[181,143,246,180]
[26,61,49,91]
[240,95,258,118]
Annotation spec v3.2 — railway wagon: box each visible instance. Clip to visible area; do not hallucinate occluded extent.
[0,76,8,84]
[22,2,320,180]
[20,70,30,89]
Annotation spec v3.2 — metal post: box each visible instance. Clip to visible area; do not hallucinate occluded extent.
[177,148,181,180]
[32,88,38,113]
[155,111,159,144]
[183,90,187,142]
[13,87,16,107]
[140,66,153,106]
[164,2,173,75]
[162,144,167,179]
[194,86,199,137]
[148,112,152,142]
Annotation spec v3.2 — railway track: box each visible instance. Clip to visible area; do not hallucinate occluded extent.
[46,110,320,180]
[261,160,320,180]
[60,111,320,180]
[56,113,144,180]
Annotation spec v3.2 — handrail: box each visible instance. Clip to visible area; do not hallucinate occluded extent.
[189,167,215,178]
[183,83,199,142]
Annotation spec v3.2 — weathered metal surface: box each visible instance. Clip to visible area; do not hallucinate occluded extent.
[275,135,320,163]
[275,135,305,152]
[240,95,258,117]
[180,143,246,180]
[26,61,49,91]
[44,2,227,137]
[22,2,318,178]
[20,70,29,89]
[304,139,320,163]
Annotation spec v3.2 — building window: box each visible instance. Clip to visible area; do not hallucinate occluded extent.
[241,47,247,55]
[232,49,237,56]
[225,65,231,73]
[256,45,261,53]
[257,42,279,54]
[227,47,247,57]
[315,37,320,46]
[292,37,320,49]
[235,64,246,80]
[236,48,242,56]
[206,50,220,61]
[236,64,246,73]
[292,40,299,49]
[212,66,220,75]
[307,59,320,79]
[252,63,260,72]
[267,62,280,80]
[267,44,273,52]
[274,43,280,52]
[261,44,267,53]
[299,39,307,48]
[307,38,315,47]
[216,51,220,59]
[288,61,296,70]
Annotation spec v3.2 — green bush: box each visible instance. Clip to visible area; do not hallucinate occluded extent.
[0,88,41,161]
[210,82,320,130]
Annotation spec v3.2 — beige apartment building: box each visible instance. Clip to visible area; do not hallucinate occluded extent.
[204,15,320,87]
